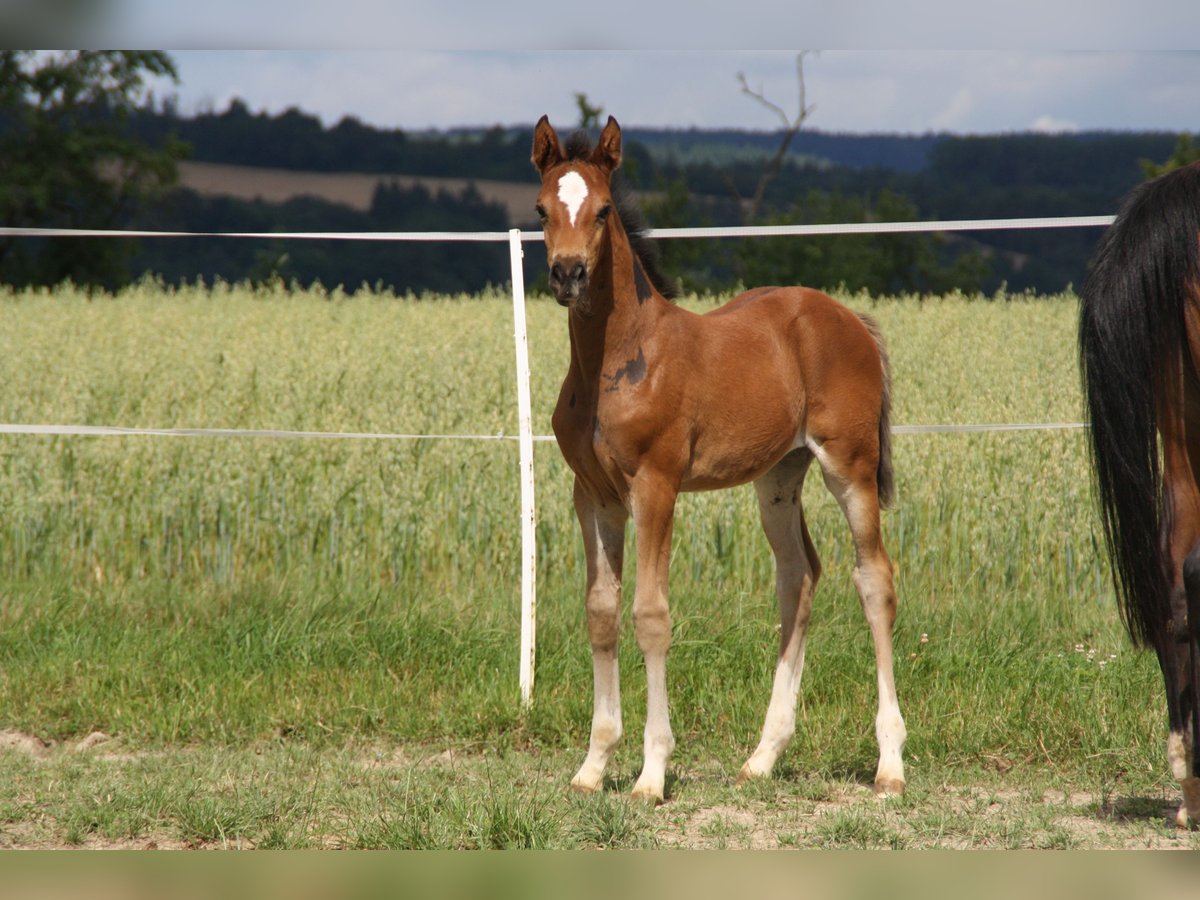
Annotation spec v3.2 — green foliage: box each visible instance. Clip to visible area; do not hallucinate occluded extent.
[640,174,717,291]
[574,93,605,130]
[128,99,533,180]
[0,51,187,288]
[640,178,991,295]
[1140,133,1200,179]
[732,190,989,295]
[104,99,1186,295]
[128,181,509,294]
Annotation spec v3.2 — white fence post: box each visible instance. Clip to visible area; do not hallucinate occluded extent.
[508,229,538,708]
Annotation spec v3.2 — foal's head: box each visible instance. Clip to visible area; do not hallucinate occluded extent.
[531,114,623,310]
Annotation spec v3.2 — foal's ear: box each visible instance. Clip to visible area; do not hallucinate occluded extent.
[531,115,564,174]
[592,116,622,172]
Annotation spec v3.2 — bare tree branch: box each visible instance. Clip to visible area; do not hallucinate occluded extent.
[737,72,792,130]
[736,51,816,223]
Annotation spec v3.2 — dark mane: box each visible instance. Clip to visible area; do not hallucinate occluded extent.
[563,130,679,301]
[562,130,595,161]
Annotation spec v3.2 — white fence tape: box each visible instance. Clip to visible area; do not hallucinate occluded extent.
[0,215,1115,243]
[0,423,549,440]
[646,215,1115,240]
[0,226,523,242]
[0,213,1114,706]
[0,422,1087,438]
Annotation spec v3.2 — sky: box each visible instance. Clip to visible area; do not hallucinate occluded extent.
[160,50,1200,136]
[16,0,1200,135]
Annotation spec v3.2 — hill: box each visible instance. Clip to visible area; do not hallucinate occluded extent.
[177,160,537,223]
[111,103,1183,295]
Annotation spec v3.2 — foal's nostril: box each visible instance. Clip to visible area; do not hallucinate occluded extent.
[550,260,586,293]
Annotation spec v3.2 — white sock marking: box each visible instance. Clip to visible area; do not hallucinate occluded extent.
[557,171,588,226]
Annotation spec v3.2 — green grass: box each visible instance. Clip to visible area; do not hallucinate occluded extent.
[0,741,1192,849]
[0,280,1190,847]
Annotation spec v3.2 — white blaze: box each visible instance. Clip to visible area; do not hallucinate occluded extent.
[557,171,588,226]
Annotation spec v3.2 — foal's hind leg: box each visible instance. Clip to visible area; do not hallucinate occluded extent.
[570,479,629,794]
[814,439,906,795]
[739,450,820,783]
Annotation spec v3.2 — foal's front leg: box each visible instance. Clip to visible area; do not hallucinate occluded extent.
[571,480,628,794]
[629,475,678,803]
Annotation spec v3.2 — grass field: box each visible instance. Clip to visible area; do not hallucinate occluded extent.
[0,280,1194,848]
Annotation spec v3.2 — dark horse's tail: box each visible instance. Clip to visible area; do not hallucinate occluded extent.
[1079,161,1200,649]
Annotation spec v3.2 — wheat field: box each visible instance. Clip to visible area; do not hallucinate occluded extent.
[0,280,1189,848]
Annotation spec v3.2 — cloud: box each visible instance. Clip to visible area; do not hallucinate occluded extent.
[1029,115,1078,134]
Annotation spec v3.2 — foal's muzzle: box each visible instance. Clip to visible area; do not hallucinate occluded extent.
[549,258,588,306]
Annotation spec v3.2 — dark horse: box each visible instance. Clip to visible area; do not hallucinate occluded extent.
[1080,160,1200,827]
[532,115,905,803]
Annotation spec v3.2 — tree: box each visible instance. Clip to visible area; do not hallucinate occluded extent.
[574,92,605,130]
[0,50,186,287]
[1141,133,1200,180]
[734,190,989,296]
[640,174,717,292]
[735,52,815,223]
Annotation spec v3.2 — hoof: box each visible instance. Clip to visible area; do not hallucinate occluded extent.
[570,769,604,795]
[735,763,764,786]
[630,785,665,806]
[1175,804,1196,830]
[1177,779,1200,828]
[874,777,906,797]
[570,760,606,795]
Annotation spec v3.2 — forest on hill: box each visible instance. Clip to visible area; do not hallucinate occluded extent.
[7,90,1187,295]
[121,102,1179,296]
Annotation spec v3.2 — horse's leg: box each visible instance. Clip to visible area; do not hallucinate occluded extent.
[570,478,628,794]
[738,450,820,783]
[1155,613,1200,828]
[814,439,906,795]
[1161,418,1200,826]
[628,473,677,803]
[1177,545,1200,825]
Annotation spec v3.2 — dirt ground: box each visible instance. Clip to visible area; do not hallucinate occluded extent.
[2,730,1197,850]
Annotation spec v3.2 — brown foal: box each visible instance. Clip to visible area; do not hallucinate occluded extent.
[532,115,905,803]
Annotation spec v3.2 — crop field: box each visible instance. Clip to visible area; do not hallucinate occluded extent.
[0,280,1195,848]
[176,160,538,222]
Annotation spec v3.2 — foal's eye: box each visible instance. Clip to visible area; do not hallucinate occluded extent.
[596,205,612,225]
[535,204,548,222]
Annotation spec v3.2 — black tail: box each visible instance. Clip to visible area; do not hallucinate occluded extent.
[1079,161,1200,647]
